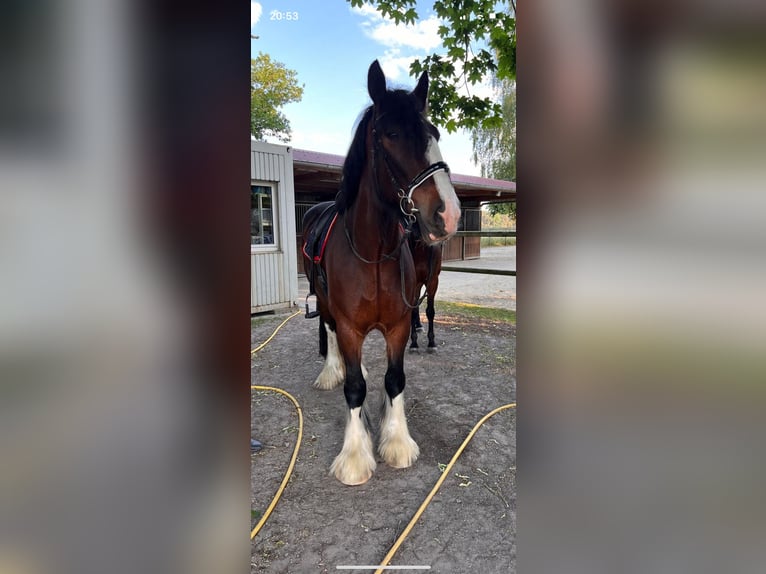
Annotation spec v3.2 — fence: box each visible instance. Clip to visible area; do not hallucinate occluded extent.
[440,230,516,276]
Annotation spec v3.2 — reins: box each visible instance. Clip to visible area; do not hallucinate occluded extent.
[342,214,407,265]
[342,213,427,310]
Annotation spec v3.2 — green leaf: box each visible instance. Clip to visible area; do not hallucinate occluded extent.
[251,52,303,141]
[345,0,516,132]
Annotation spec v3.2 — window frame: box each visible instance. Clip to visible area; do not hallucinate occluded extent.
[251,181,279,252]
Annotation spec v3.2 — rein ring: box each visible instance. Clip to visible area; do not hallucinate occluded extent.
[399,194,418,223]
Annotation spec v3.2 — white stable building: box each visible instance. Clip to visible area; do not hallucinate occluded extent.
[250,141,299,313]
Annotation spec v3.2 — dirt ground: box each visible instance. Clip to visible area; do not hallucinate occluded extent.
[251,303,516,573]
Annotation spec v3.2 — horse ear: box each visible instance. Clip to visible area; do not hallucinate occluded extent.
[368,60,387,104]
[412,70,429,112]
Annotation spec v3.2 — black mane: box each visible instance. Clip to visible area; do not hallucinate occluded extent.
[335,107,373,214]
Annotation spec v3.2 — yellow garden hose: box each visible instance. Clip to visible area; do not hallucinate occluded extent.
[249,307,516,573]
[250,309,303,540]
[250,384,303,540]
[374,402,516,573]
[251,310,301,356]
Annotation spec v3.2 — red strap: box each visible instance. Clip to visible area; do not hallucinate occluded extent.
[318,214,339,261]
[302,213,339,265]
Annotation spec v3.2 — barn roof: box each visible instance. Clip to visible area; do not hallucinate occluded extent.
[291,148,515,204]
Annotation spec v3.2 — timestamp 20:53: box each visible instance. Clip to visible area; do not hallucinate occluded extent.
[269,10,299,21]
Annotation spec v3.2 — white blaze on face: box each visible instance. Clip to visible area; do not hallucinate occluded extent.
[426,136,461,239]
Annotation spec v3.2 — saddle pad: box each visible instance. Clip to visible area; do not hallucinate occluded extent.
[302,203,339,264]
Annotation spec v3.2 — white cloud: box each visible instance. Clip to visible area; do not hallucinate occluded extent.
[438,129,481,177]
[351,6,442,52]
[378,49,417,82]
[453,59,497,101]
[351,5,498,102]
[251,2,262,28]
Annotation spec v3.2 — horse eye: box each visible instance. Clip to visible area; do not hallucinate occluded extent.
[385,131,399,139]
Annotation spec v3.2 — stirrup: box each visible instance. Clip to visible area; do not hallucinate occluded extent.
[305,293,320,319]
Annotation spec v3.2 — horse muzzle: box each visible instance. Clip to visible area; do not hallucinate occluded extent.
[407,163,461,244]
[418,202,461,245]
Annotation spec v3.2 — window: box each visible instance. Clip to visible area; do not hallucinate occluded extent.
[251,184,277,248]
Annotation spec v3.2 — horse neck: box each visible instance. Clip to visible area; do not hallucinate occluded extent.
[347,171,402,259]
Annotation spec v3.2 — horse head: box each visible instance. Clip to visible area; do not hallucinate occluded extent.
[367,60,461,245]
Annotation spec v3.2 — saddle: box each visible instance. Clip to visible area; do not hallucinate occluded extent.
[302,201,338,264]
[302,202,338,318]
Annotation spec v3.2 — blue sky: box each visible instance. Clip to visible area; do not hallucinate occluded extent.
[251,0,490,176]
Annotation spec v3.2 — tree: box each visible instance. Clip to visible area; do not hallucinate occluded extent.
[472,76,515,218]
[251,52,304,141]
[485,200,516,218]
[348,0,515,132]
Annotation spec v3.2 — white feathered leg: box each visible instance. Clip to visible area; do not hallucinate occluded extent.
[314,328,344,389]
[314,329,368,390]
[330,407,376,485]
[378,394,419,469]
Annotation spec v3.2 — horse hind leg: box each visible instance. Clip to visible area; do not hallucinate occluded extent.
[319,318,328,357]
[409,308,419,350]
[314,322,344,390]
[379,326,420,468]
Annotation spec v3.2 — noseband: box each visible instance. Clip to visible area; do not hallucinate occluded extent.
[371,116,450,225]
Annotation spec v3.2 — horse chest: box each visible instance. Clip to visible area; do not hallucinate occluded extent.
[347,272,398,309]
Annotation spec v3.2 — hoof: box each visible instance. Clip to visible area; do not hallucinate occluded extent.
[313,368,344,390]
[330,450,376,485]
[426,346,436,354]
[379,435,420,469]
[331,407,376,485]
[334,469,372,486]
[408,346,419,353]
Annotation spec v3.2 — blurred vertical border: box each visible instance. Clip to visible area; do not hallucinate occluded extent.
[1,1,250,573]
[518,1,766,573]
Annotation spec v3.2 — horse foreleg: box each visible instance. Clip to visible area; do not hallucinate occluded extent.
[379,323,420,469]
[330,328,376,485]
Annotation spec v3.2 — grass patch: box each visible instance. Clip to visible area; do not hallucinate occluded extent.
[251,313,278,328]
[481,236,516,247]
[437,301,516,324]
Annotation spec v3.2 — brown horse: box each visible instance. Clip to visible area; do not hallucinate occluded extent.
[409,224,443,352]
[302,60,460,485]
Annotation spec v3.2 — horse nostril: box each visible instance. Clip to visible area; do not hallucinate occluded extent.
[432,202,446,231]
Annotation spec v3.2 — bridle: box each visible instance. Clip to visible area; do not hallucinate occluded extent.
[341,109,450,309]
[371,114,450,226]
